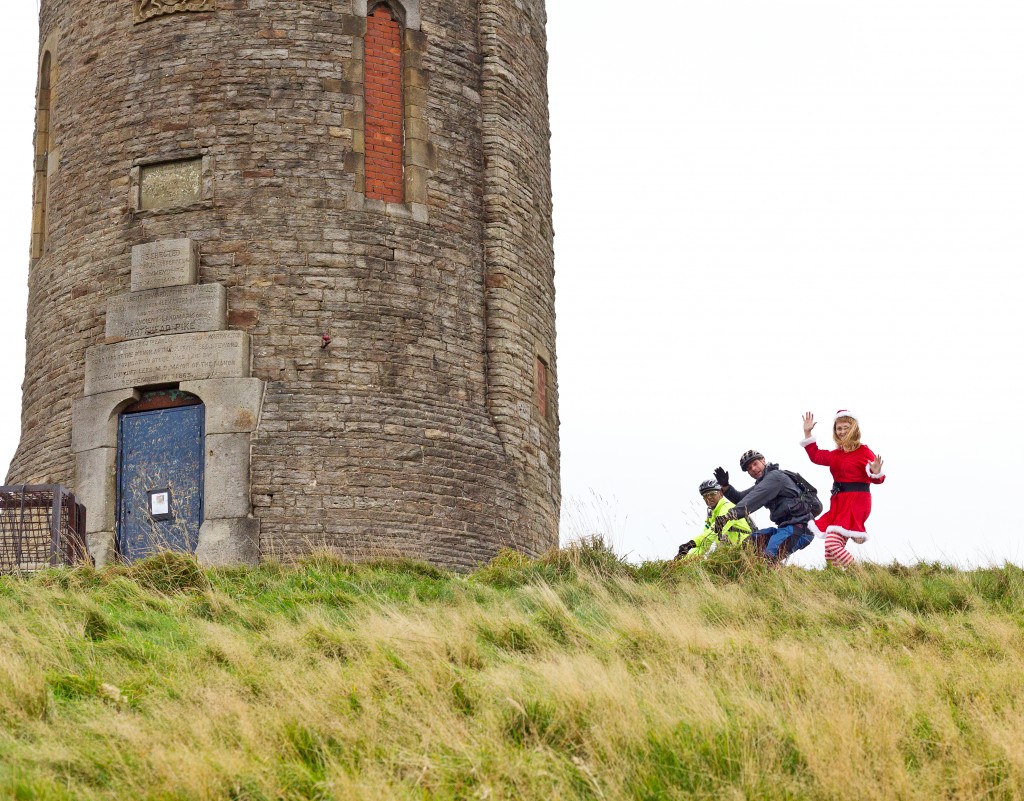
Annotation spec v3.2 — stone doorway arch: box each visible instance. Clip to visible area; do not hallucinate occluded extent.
[73,377,263,566]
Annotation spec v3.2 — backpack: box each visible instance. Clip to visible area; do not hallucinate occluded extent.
[781,470,823,517]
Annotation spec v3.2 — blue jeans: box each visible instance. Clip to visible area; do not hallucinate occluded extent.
[752,525,812,561]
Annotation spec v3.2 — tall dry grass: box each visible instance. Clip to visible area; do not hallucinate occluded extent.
[0,545,1022,800]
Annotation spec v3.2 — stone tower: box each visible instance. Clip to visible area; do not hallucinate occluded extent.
[7,0,559,570]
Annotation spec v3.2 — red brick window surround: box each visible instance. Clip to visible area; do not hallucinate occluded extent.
[535,356,549,418]
[364,5,404,202]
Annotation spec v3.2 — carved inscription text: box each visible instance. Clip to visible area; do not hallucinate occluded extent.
[134,0,216,24]
[131,239,197,292]
[84,331,249,396]
[106,284,227,341]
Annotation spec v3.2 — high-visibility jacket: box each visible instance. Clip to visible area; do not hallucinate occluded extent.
[685,497,753,559]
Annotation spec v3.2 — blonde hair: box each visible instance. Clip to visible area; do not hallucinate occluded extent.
[833,416,862,452]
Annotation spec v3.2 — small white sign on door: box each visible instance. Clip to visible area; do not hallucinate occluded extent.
[149,489,170,518]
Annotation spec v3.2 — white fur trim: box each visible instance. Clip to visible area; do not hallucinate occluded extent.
[822,525,869,543]
[866,463,885,480]
[835,410,858,422]
[808,519,825,539]
[799,437,816,447]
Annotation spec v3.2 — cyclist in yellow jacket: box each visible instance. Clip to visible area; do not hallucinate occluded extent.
[676,480,753,559]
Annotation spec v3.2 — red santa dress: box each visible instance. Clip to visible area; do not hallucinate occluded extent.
[800,438,885,541]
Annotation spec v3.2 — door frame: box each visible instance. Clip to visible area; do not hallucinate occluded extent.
[115,392,206,560]
[72,378,265,567]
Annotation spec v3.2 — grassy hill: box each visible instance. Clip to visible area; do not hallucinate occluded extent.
[1,543,1023,801]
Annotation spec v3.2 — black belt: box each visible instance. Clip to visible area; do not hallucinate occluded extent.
[832,482,870,496]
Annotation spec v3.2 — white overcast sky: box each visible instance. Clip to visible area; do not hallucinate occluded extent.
[1,2,1022,568]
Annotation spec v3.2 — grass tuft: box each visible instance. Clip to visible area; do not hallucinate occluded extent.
[120,551,210,594]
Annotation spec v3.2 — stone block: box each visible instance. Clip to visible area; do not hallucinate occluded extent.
[406,86,428,109]
[72,389,139,453]
[342,110,364,130]
[404,68,428,90]
[75,447,116,534]
[179,378,265,433]
[203,433,251,519]
[406,165,427,203]
[404,117,428,142]
[406,138,432,169]
[134,0,215,24]
[139,159,203,211]
[409,203,429,223]
[196,517,260,566]
[106,283,226,340]
[84,330,250,396]
[131,239,198,292]
[86,531,117,568]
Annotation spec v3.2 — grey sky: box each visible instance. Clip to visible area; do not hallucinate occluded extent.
[2,2,1022,567]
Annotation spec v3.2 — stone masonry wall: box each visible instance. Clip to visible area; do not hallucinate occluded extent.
[8,0,558,571]
[480,0,560,554]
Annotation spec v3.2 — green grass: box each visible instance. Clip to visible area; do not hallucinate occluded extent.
[1,543,1023,800]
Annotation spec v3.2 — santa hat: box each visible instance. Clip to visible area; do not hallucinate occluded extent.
[834,410,858,422]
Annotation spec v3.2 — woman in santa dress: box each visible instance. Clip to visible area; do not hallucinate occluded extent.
[800,410,885,566]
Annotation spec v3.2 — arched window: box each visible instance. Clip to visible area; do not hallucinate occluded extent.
[364,4,404,202]
[32,52,53,260]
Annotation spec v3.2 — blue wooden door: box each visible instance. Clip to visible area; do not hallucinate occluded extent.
[117,404,205,561]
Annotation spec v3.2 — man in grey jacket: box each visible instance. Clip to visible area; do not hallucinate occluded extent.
[713,450,813,561]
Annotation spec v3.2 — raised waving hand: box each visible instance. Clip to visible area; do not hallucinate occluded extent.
[802,411,816,439]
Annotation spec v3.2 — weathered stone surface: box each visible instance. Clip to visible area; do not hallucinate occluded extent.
[179,378,264,434]
[75,448,116,534]
[71,389,139,453]
[353,0,421,29]
[203,433,251,519]
[130,239,198,292]
[86,531,117,569]
[84,331,249,396]
[134,0,215,24]
[197,517,260,566]
[139,158,203,210]
[106,284,226,341]
[479,0,561,553]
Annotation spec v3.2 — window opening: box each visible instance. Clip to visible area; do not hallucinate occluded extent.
[364,5,404,202]
[535,356,549,418]
[32,52,53,260]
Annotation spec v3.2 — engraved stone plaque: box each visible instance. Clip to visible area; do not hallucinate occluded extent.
[131,239,198,292]
[84,331,250,396]
[106,284,227,341]
[134,0,216,24]
[140,158,203,210]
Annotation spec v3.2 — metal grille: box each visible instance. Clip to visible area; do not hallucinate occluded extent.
[0,485,89,575]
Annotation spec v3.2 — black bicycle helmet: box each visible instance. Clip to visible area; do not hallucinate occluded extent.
[739,449,764,470]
